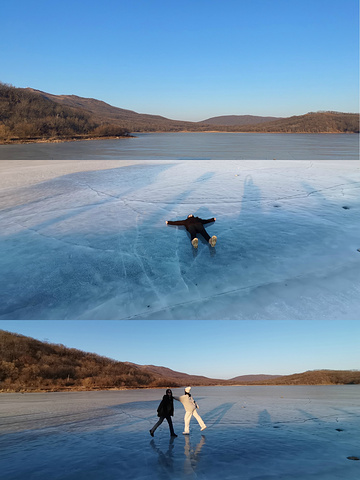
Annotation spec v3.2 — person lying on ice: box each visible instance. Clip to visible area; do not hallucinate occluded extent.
[166,214,217,249]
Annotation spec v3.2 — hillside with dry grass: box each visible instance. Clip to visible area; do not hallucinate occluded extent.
[0,83,130,143]
[0,330,223,392]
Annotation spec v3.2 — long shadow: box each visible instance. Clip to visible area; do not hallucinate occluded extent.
[240,174,264,216]
[202,402,235,426]
[258,409,272,426]
[0,163,174,220]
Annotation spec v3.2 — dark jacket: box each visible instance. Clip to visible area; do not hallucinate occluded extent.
[167,216,215,229]
[157,395,174,417]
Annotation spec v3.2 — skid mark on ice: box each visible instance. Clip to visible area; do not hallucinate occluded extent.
[76,181,122,201]
[131,214,164,309]
[0,409,116,433]
[121,258,358,320]
[175,246,191,294]
[173,233,202,296]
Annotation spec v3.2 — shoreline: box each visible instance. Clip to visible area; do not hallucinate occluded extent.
[0,130,357,146]
[0,383,356,394]
[0,134,134,146]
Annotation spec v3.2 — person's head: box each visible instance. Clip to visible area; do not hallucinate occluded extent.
[166,389,172,396]
[185,386,191,395]
[187,214,194,218]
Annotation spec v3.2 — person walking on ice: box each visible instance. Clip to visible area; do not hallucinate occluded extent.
[166,214,217,249]
[174,387,207,434]
[150,389,178,438]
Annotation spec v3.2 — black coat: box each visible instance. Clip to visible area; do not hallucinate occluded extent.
[167,216,215,231]
[157,395,174,417]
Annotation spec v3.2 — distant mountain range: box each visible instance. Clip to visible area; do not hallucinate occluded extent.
[0,82,358,143]
[124,362,280,386]
[1,330,359,393]
[199,115,281,126]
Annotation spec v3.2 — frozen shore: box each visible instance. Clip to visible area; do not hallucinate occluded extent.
[0,159,359,320]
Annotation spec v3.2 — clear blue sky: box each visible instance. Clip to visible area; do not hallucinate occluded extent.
[1,0,358,120]
[1,321,359,379]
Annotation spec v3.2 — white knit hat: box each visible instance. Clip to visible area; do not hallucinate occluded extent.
[185,386,191,393]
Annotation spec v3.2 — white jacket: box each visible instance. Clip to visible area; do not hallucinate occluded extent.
[174,394,198,412]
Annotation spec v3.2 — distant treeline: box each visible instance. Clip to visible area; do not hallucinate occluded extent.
[0,83,130,142]
[1,330,359,393]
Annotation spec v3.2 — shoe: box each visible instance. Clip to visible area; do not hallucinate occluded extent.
[209,236,217,247]
[171,434,178,437]
[200,426,207,431]
[149,430,154,437]
[183,432,189,435]
[191,238,198,249]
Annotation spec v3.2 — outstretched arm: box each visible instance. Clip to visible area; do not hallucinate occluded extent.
[201,217,216,224]
[166,219,187,226]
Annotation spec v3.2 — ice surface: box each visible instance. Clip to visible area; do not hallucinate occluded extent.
[1,386,360,479]
[0,160,359,320]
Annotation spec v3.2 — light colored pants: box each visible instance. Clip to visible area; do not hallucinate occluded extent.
[183,409,206,433]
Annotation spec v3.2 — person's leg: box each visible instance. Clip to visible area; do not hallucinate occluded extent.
[187,226,198,248]
[193,410,206,430]
[150,416,165,436]
[165,416,177,436]
[183,411,192,434]
[196,225,211,242]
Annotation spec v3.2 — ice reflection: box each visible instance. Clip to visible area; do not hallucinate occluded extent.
[183,435,206,475]
[150,437,176,475]
[149,435,207,478]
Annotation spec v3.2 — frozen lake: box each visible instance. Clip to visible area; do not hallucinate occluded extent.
[0,132,359,160]
[1,386,359,479]
[0,159,360,320]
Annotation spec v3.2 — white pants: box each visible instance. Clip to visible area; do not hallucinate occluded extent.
[183,409,206,433]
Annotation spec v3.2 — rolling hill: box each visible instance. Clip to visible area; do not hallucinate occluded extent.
[199,115,281,126]
[228,374,282,383]
[250,369,360,385]
[26,87,196,132]
[124,363,224,386]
